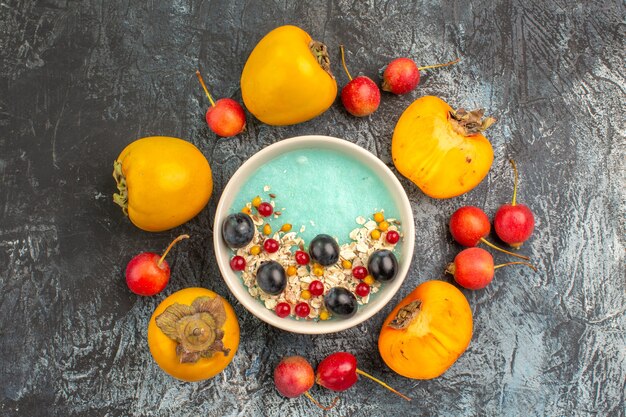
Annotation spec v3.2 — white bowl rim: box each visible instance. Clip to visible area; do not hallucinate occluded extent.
[213,135,415,334]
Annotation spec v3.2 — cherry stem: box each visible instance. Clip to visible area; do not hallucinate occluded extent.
[195,70,215,107]
[339,45,353,81]
[494,261,537,272]
[303,391,339,410]
[417,57,461,71]
[479,238,530,260]
[356,369,411,401]
[158,234,190,268]
[510,159,519,206]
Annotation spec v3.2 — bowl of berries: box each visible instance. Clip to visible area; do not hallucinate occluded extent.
[213,135,415,334]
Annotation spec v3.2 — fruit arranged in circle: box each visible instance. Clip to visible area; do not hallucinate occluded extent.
[494,160,535,248]
[222,213,255,248]
[256,261,287,295]
[195,70,246,137]
[378,280,472,380]
[392,96,495,199]
[324,287,357,318]
[367,250,398,282]
[147,287,240,382]
[339,45,381,117]
[240,25,337,125]
[309,234,340,266]
[125,234,189,296]
[113,136,213,232]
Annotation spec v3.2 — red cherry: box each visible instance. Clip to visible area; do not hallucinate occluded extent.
[494,204,535,248]
[339,45,380,117]
[309,280,325,296]
[446,247,537,290]
[275,302,291,318]
[385,230,400,244]
[352,266,368,280]
[264,238,279,253]
[381,57,460,95]
[315,352,411,400]
[355,282,370,297]
[125,235,189,296]
[196,71,245,137]
[381,57,420,95]
[449,205,530,260]
[295,250,310,265]
[258,202,273,217]
[493,160,535,248]
[295,302,311,318]
[230,255,246,271]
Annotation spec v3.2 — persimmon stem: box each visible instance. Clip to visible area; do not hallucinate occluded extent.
[158,234,190,267]
[355,369,411,401]
[339,45,353,81]
[510,159,519,206]
[417,57,461,71]
[303,391,339,410]
[479,238,530,260]
[195,70,215,107]
[493,261,537,272]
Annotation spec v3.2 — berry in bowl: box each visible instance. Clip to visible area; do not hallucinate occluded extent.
[213,135,415,334]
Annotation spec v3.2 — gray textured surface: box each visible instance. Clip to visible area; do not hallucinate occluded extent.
[1,0,625,416]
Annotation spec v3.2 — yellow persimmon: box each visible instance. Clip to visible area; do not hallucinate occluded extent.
[392,96,495,199]
[147,287,240,382]
[240,25,337,125]
[113,136,212,231]
[378,280,472,379]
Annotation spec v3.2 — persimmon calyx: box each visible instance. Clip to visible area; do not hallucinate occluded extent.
[388,300,422,330]
[309,40,333,78]
[449,108,496,136]
[156,296,230,363]
[112,160,128,215]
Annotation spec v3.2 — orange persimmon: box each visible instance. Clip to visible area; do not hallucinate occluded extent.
[378,280,472,379]
[147,287,240,382]
[391,96,495,199]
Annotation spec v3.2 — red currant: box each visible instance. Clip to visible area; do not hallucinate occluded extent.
[295,250,310,265]
[263,238,279,253]
[352,266,368,280]
[295,302,310,318]
[229,255,246,271]
[309,280,324,296]
[386,230,400,244]
[257,202,273,217]
[275,302,291,318]
[355,282,370,297]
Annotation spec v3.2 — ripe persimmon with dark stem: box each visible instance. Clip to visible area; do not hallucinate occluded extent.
[339,45,381,117]
[274,356,338,410]
[196,70,246,137]
[382,57,460,95]
[126,234,189,296]
[449,206,530,260]
[445,247,537,290]
[494,159,535,248]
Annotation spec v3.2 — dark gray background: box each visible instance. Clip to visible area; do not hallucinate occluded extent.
[1,0,624,416]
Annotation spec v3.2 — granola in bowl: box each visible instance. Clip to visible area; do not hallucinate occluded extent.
[228,194,403,321]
